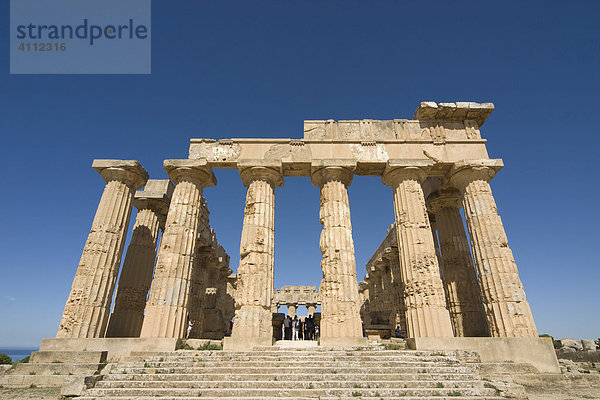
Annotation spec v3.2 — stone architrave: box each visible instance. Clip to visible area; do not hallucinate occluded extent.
[140,159,216,338]
[448,160,537,337]
[57,160,148,338]
[382,160,454,338]
[227,163,283,349]
[429,189,489,337]
[106,180,174,338]
[311,163,364,345]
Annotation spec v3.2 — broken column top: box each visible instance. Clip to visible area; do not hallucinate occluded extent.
[135,179,175,202]
[413,102,494,127]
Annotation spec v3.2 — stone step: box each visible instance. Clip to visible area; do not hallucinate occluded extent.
[102,372,480,382]
[124,354,458,362]
[30,350,107,364]
[10,362,105,375]
[77,397,506,400]
[94,379,488,389]
[114,360,461,368]
[128,350,441,357]
[108,365,475,375]
[82,386,500,397]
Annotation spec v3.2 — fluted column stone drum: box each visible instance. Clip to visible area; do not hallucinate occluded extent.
[57,160,148,338]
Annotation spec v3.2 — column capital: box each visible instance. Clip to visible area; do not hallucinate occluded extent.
[238,162,284,187]
[310,160,356,187]
[446,159,503,190]
[92,159,148,190]
[134,179,175,226]
[381,159,433,187]
[164,159,217,187]
[428,188,463,213]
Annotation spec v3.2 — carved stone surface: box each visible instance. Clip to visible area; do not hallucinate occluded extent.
[57,160,148,338]
[311,165,363,341]
[273,286,320,307]
[229,165,283,344]
[140,159,216,338]
[448,161,538,338]
[429,190,489,337]
[382,162,454,338]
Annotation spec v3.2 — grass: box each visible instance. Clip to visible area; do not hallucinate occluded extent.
[448,391,461,396]
[28,371,36,375]
[436,382,445,388]
[51,360,63,363]
[580,396,596,399]
[308,383,314,389]
[351,391,361,397]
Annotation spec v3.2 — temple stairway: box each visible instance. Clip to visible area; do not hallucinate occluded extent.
[76,346,509,399]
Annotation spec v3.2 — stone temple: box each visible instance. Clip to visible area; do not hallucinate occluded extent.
[1,102,561,398]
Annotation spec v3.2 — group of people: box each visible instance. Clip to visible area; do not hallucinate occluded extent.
[282,314,319,341]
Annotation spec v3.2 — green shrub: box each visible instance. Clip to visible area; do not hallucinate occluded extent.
[0,353,12,364]
[18,355,30,363]
[197,342,222,351]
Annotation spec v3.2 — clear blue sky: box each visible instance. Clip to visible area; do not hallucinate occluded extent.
[0,1,598,348]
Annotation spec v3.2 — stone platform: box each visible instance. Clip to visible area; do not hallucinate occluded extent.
[74,347,509,399]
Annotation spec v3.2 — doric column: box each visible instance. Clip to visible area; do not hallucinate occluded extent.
[140,159,216,338]
[187,250,211,338]
[311,164,364,345]
[381,161,453,338]
[429,189,489,337]
[287,304,297,318]
[227,164,283,349]
[385,247,407,334]
[448,160,537,337]
[307,303,317,316]
[106,180,174,338]
[57,160,148,338]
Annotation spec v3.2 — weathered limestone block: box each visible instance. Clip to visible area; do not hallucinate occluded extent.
[57,160,148,338]
[382,161,453,338]
[188,250,210,338]
[229,164,283,347]
[448,160,537,338]
[140,159,216,338]
[429,189,489,337]
[311,165,363,343]
[106,180,174,338]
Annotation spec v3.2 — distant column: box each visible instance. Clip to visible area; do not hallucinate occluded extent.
[382,161,453,338]
[429,189,489,337]
[287,304,297,318]
[140,159,216,338]
[311,164,364,345]
[307,304,317,316]
[448,160,537,337]
[227,164,283,349]
[106,180,174,338]
[57,160,148,338]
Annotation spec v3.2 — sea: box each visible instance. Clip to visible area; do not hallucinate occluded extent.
[0,348,38,362]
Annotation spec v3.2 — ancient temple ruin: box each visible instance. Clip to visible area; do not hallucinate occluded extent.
[52,101,547,358]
